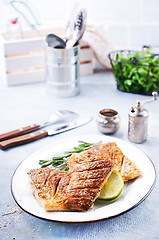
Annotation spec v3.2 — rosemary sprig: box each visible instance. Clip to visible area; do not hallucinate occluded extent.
[39,141,93,170]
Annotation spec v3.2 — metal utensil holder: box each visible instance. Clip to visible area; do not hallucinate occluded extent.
[46,44,80,98]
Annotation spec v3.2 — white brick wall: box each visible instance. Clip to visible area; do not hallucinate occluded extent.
[1,0,159,51]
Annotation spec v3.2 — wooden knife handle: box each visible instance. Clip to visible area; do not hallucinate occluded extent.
[0,130,48,150]
[0,124,40,141]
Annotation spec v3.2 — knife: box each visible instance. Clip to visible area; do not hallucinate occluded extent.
[0,117,92,150]
[0,110,78,141]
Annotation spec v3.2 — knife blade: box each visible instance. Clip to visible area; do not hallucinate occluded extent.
[0,110,78,141]
[0,117,92,150]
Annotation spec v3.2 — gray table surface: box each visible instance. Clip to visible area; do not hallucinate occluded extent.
[0,70,159,240]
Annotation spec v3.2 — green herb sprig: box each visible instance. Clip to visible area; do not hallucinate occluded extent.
[39,141,93,170]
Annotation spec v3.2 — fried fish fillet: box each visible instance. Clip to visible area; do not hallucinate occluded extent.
[44,171,72,211]
[28,168,66,210]
[121,156,143,182]
[28,142,142,212]
[99,143,124,172]
[68,142,124,172]
[85,142,142,181]
[64,153,114,211]
[28,147,114,211]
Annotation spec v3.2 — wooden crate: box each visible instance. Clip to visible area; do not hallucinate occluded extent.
[0,28,94,86]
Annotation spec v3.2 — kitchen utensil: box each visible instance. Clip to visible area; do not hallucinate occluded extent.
[10,0,42,39]
[46,34,66,49]
[0,110,78,141]
[46,44,80,97]
[64,12,74,43]
[128,92,158,143]
[66,8,87,49]
[64,4,81,43]
[96,109,120,134]
[0,117,92,150]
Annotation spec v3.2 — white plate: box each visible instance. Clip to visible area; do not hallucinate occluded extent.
[11,135,156,222]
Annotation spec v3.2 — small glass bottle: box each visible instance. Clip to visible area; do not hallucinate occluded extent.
[6,17,23,41]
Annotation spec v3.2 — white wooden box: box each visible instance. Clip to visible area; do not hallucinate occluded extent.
[0,28,94,86]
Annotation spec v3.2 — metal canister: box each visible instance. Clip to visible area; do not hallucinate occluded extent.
[96,109,120,134]
[128,92,158,143]
[46,44,80,98]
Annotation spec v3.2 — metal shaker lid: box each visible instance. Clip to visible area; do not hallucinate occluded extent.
[129,91,158,117]
[129,106,149,118]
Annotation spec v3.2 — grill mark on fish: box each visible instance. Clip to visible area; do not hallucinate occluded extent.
[63,197,93,211]
[71,160,113,172]
[65,188,99,200]
[63,150,114,210]
[68,178,105,189]
[28,168,51,189]
[28,168,65,201]
[69,168,112,180]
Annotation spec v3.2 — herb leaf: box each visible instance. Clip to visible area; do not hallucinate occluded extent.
[39,141,93,170]
[111,48,159,94]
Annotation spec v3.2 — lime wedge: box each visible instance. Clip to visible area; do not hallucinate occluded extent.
[98,170,124,201]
